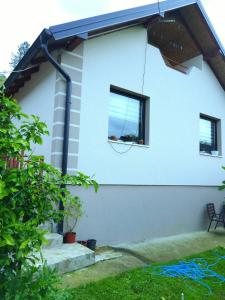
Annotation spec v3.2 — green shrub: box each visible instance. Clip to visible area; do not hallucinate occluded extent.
[4,264,72,300]
[0,90,98,298]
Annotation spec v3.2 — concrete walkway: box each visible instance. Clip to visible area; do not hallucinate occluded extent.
[62,230,225,289]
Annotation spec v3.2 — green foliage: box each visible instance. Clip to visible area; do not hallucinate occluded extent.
[0,74,6,87]
[219,166,225,191]
[0,91,98,298]
[10,41,30,69]
[71,247,225,300]
[4,264,72,300]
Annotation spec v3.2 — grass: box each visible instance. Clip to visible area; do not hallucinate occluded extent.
[70,247,225,300]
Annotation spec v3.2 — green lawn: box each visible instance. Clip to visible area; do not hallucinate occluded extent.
[70,247,225,300]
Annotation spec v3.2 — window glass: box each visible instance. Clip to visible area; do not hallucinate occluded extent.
[108,91,144,143]
[200,117,217,153]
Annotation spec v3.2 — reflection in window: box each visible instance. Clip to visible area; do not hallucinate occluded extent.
[200,116,217,153]
[108,89,145,144]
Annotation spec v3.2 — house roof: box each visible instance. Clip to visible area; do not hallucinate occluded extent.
[5,0,225,95]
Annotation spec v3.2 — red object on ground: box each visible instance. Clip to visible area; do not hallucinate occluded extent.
[64,232,76,243]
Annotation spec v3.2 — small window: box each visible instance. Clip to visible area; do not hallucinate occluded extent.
[200,115,220,154]
[108,87,146,144]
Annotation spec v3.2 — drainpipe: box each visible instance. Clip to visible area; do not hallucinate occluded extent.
[40,29,72,234]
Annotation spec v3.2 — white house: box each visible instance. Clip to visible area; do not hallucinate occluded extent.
[5,0,225,245]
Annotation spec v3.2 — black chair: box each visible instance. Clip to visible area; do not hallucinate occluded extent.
[206,203,225,232]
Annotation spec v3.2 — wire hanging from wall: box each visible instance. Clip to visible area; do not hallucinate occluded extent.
[109,0,180,155]
[157,0,161,17]
[0,65,39,75]
[108,22,149,155]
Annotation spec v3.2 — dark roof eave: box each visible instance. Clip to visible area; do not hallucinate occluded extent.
[49,0,197,40]
[196,0,225,57]
[4,0,225,93]
[4,30,47,91]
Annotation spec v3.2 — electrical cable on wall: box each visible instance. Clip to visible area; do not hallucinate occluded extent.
[157,0,161,17]
[0,65,39,75]
[109,0,165,155]
[109,23,149,155]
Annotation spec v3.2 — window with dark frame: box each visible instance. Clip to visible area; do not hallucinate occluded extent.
[199,115,218,154]
[108,87,146,144]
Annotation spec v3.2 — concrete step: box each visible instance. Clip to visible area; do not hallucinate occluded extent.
[43,233,63,249]
[39,243,95,274]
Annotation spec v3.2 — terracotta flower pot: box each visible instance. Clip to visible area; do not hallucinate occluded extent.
[64,232,76,243]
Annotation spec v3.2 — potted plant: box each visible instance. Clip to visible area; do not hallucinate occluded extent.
[109,135,118,141]
[121,134,137,142]
[64,196,83,243]
[138,139,144,145]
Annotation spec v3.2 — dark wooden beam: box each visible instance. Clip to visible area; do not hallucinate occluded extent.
[6,65,39,96]
[10,88,19,95]
[48,41,67,51]
[196,3,225,64]
[177,11,203,55]
[179,12,216,62]
[27,65,39,74]
[143,16,160,28]
[31,56,47,65]
[7,83,24,96]
[66,37,83,51]
[20,65,39,77]
[14,75,31,85]
[5,89,18,97]
[178,10,224,90]
[204,48,221,60]
[11,82,24,90]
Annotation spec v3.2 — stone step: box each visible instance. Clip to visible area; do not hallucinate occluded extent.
[39,243,95,274]
[43,233,63,249]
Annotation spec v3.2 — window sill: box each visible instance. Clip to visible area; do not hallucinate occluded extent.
[108,140,150,148]
[199,152,222,158]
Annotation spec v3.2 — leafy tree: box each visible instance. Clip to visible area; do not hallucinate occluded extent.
[0,74,6,87]
[4,264,72,300]
[0,90,98,298]
[220,167,225,192]
[10,41,30,69]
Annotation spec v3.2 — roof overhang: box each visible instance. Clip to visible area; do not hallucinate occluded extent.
[4,0,225,95]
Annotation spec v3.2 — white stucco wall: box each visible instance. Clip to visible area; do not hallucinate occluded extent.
[15,63,56,163]
[78,26,225,186]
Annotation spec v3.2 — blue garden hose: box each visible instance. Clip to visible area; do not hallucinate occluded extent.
[145,253,225,295]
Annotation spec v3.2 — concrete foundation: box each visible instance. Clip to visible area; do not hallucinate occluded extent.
[68,185,225,245]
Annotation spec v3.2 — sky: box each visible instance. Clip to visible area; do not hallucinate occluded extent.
[0,0,224,73]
